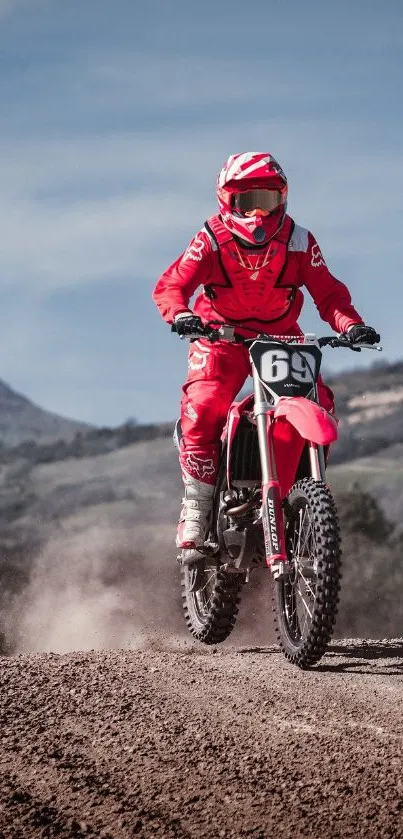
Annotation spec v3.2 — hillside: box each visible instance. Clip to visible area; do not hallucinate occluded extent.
[0,355,402,461]
[327,357,403,463]
[0,379,91,446]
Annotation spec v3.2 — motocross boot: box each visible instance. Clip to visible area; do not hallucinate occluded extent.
[176,475,215,550]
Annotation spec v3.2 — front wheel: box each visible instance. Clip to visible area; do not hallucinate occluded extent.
[273,478,342,668]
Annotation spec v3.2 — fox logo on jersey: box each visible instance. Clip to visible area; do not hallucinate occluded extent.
[184,453,215,479]
[184,234,206,262]
[311,243,326,268]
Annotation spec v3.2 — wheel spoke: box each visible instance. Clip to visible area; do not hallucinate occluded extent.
[195,567,217,615]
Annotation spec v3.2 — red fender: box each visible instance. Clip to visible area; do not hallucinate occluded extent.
[274,396,338,445]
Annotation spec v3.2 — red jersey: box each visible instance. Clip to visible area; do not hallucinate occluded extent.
[152,214,363,336]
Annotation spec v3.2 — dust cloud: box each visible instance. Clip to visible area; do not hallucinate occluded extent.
[6,524,186,654]
[3,521,276,654]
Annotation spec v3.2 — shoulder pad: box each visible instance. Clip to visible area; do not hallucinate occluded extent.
[288,224,309,253]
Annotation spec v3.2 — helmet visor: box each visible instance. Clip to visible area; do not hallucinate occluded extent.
[233,189,283,215]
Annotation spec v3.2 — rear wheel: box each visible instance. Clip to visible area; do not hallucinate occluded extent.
[273,478,341,668]
[181,450,245,644]
[181,563,245,644]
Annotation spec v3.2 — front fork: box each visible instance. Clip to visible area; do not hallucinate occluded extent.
[253,371,287,578]
[308,440,326,480]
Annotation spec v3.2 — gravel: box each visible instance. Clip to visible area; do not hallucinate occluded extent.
[0,638,402,838]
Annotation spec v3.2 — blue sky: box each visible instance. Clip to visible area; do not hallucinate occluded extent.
[0,0,402,426]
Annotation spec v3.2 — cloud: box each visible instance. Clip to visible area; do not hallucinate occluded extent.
[1,27,401,300]
[0,117,402,298]
[0,0,25,16]
[0,0,47,20]
[0,7,401,425]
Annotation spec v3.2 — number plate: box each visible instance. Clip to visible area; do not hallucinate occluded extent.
[249,341,322,398]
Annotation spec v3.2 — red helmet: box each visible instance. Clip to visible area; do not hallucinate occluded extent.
[216,152,288,245]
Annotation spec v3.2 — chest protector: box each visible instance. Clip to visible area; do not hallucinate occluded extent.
[204,213,296,325]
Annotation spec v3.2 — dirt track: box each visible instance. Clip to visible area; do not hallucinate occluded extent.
[0,639,402,838]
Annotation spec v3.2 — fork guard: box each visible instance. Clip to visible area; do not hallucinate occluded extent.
[273,397,338,446]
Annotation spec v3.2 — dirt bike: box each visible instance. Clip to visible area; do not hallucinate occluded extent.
[173,323,382,668]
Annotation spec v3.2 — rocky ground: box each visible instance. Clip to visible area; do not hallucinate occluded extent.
[0,638,402,838]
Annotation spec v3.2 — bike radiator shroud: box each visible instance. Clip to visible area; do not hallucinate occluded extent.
[228,410,312,489]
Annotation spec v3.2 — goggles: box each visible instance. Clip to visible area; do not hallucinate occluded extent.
[232,189,284,215]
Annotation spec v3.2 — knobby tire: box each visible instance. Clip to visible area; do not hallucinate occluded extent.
[181,565,244,644]
[274,477,342,668]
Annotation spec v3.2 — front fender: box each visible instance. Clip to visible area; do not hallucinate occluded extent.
[274,397,338,445]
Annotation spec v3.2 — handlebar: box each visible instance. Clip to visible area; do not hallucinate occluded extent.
[171,321,382,353]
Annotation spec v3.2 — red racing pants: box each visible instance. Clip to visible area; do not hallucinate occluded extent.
[179,337,335,487]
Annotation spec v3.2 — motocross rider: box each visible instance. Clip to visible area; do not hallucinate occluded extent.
[152,152,380,553]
